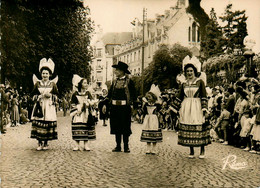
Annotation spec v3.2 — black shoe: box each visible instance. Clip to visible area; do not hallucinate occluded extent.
[112,147,121,152]
[124,148,130,153]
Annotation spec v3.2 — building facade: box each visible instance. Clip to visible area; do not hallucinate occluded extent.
[113,0,201,76]
[91,27,132,92]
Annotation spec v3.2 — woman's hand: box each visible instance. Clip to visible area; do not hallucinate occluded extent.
[44,93,51,98]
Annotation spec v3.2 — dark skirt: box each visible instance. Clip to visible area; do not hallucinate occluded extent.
[256,107,260,124]
[31,120,57,141]
[98,103,109,120]
[71,123,96,141]
[109,105,132,135]
[140,130,163,143]
[178,123,211,147]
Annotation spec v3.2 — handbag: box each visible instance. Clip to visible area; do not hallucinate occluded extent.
[33,101,43,118]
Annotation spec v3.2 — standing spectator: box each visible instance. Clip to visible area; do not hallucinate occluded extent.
[61,97,68,116]
[30,58,59,151]
[239,109,252,151]
[226,87,236,115]
[107,61,137,153]
[27,95,34,121]
[11,94,20,126]
[212,86,223,121]
[214,103,231,145]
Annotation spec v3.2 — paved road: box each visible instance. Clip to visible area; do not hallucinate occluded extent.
[0,113,260,187]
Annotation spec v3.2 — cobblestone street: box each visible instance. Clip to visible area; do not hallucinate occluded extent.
[1,113,260,188]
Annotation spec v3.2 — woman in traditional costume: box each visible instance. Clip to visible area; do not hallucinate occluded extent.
[70,75,96,151]
[31,58,59,151]
[171,56,211,158]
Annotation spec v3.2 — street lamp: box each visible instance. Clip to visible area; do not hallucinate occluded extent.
[243,36,256,77]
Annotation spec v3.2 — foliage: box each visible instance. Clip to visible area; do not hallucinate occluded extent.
[133,44,192,96]
[219,4,248,54]
[203,54,246,87]
[200,8,224,59]
[0,0,94,95]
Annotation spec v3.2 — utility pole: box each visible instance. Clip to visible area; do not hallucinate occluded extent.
[141,8,147,96]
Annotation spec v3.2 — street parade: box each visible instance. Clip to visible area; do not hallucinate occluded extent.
[0,0,260,187]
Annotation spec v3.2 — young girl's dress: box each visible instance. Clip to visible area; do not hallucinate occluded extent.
[70,91,96,141]
[251,107,260,141]
[239,116,252,138]
[141,103,162,143]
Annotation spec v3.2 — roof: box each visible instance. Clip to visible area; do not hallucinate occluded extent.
[101,32,133,45]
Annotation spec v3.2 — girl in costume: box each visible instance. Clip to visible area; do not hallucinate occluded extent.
[98,87,109,126]
[31,58,59,151]
[70,75,96,151]
[171,56,211,158]
[140,84,162,155]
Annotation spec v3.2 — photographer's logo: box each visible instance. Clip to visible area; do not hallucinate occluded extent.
[222,155,247,170]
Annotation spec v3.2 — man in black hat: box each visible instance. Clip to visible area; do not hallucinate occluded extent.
[106,61,137,153]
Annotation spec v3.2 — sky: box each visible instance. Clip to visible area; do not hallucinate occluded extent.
[85,0,260,53]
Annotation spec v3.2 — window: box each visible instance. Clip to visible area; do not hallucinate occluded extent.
[97,49,102,57]
[192,22,196,42]
[97,59,101,66]
[134,52,136,61]
[197,27,200,42]
[188,27,191,42]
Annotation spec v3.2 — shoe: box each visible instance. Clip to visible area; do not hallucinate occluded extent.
[36,145,43,151]
[112,147,121,152]
[150,152,156,155]
[199,155,205,159]
[42,146,49,150]
[73,147,79,151]
[222,141,228,145]
[188,155,195,159]
[243,147,250,151]
[249,150,257,154]
[84,144,91,151]
[145,151,151,155]
[124,148,130,153]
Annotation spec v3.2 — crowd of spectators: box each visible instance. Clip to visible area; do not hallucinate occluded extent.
[133,77,260,154]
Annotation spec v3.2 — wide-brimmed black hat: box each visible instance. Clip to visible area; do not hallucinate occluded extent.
[112,61,131,74]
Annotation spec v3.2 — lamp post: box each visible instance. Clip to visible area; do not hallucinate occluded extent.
[141,8,147,96]
[243,36,256,77]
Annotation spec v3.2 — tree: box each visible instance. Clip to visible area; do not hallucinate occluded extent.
[200,8,224,59]
[186,0,209,42]
[140,44,192,94]
[0,0,94,95]
[203,54,246,87]
[219,4,248,54]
